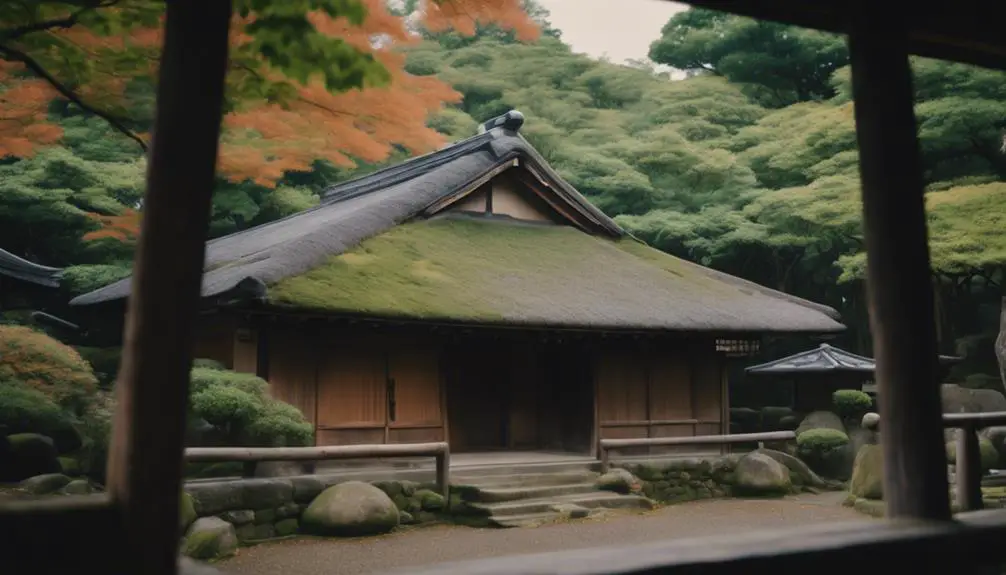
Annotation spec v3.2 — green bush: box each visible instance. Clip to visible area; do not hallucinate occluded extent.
[192,358,227,371]
[0,380,81,452]
[75,347,122,388]
[188,368,312,448]
[0,325,98,414]
[797,428,852,480]
[946,438,1000,473]
[832,389,873,420]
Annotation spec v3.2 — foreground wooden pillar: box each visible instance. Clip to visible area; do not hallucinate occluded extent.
[848,17,951,520]
[105,1,233,574]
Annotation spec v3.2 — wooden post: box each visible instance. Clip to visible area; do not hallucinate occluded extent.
[436,447,451,504]
[956,427,984,512]
[104,1,232,574]
[599,441,609,473]
[848,14,951,520]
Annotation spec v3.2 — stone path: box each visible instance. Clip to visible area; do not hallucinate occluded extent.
[221,492,869,575]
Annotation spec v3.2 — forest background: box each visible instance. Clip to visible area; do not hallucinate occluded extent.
[2,0,1005,388]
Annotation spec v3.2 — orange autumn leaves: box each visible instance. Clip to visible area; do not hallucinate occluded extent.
[1,0,538,187]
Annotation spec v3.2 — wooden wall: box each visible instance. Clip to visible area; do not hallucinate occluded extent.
[596,341,726,455]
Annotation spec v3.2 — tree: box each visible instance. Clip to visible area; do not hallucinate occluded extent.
[648,7,848,107]
[0,0,539,185]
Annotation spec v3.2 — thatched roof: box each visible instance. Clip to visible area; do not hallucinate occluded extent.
[0,249,62,288]
[70,110,843,334]
[746,343,962,376]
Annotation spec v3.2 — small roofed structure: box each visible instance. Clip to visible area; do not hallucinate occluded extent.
[0,248,62,288]
[72,110,844,456]
[745,343,962,411]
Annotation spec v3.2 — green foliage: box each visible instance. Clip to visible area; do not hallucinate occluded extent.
[832,390,873,420]
[0,325,98,414]
[187,368,312,447]
[796,428,850,455]
[0,379,77,442]
[61,264,133,295]
[192,358,228,371]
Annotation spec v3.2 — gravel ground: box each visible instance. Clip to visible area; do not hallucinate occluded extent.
[221,492,869,575]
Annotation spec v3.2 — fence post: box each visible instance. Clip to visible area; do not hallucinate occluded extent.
[957,427,983,512]
[599,441,609,474]
[436,446,450,505]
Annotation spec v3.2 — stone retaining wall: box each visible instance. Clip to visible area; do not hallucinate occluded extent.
[183,475,448,545]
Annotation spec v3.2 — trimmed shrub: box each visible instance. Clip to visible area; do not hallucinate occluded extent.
[0,325,98,413]
[75,347,122,388]
[192,358,227,371]
[0,380,81,452]
[188,368,312,448]
[946,438,999,473]
[832,389,873,421]
[797,428,852,480]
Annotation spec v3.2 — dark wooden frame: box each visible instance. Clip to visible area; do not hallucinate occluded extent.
[5,0,1006,573]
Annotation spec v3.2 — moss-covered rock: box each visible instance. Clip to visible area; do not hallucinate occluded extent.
[182,517,238,561]
[274,518,299,537]
[755,448,825,488]
[732,452,791,496]
[6,433,60,480]
[415,489,445,511]
[57,456,81,477]
[596,468,641,494]
[60,478,97,495]
[180,492,198,534]
[301,481,399,537]
[796,428,853,480]
[20,472,72,495]
[849,444,883,500]
[946,437,999,473]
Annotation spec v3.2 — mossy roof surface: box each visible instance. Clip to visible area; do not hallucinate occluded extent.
[269,216,843,333]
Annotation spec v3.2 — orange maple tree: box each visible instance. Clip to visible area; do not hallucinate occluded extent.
[0,0,538,186]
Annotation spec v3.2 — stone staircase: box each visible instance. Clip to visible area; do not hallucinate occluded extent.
[452,464,654,528]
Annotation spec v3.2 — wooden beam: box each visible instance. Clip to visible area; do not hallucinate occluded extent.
[105,1,233,574]
[185,442,449,462]
[848,13,950,520]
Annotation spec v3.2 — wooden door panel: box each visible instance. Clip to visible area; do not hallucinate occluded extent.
[648,351,693,421]
[388,347,442,427]
[316,346,386,428]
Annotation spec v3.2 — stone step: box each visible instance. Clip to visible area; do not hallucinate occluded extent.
[471,491,654,518]
[465,482,599,503]
[452,460,600,477]
[487,511,565,528]
[453,470,600,488]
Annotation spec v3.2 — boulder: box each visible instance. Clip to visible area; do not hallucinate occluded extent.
[182,517,238,561]
[301,481,400,537]
[6,433,60,481]
[179,492,198,534]
[595,468,640,494]
[20,472,72,495]
[755,448,825,487]
[732,452,791,496]
[941,384,1006,414]
[850,444,884,500]
[275,518,299,536]
[60,478,97,495]
[862,412,880,432]
[796,411,846,436]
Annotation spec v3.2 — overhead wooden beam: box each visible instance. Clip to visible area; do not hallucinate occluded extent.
[105,1,233,574]
[848,12,950,520]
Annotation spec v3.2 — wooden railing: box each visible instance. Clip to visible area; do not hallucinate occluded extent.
[184,442,451,499]
[866,411,1006,512]
[597,431,796,473]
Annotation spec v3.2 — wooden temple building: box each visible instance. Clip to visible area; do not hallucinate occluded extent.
[743,343,962,412]
[71,111,843,456]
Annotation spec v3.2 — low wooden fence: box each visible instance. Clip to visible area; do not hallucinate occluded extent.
[184,442,451,499]
[597,431,797,473]
[867,411,1006,512]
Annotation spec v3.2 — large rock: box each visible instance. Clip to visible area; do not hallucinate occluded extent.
[6,433,60,481]
[796,411,846,436]
[732,452,791,496]
[181,517,238,561]
[941,384,1006,414]
[595,468,641,494]
[755,448,825,488]
[20,472,72,495]
[301,481,400,537]
[179,492,198,534]
[850,444,884,500]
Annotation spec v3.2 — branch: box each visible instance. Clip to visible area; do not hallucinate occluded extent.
[0,0,118,42]
[0,43,147,151]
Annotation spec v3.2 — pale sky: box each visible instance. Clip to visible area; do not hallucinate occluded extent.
[536,0,690,65]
